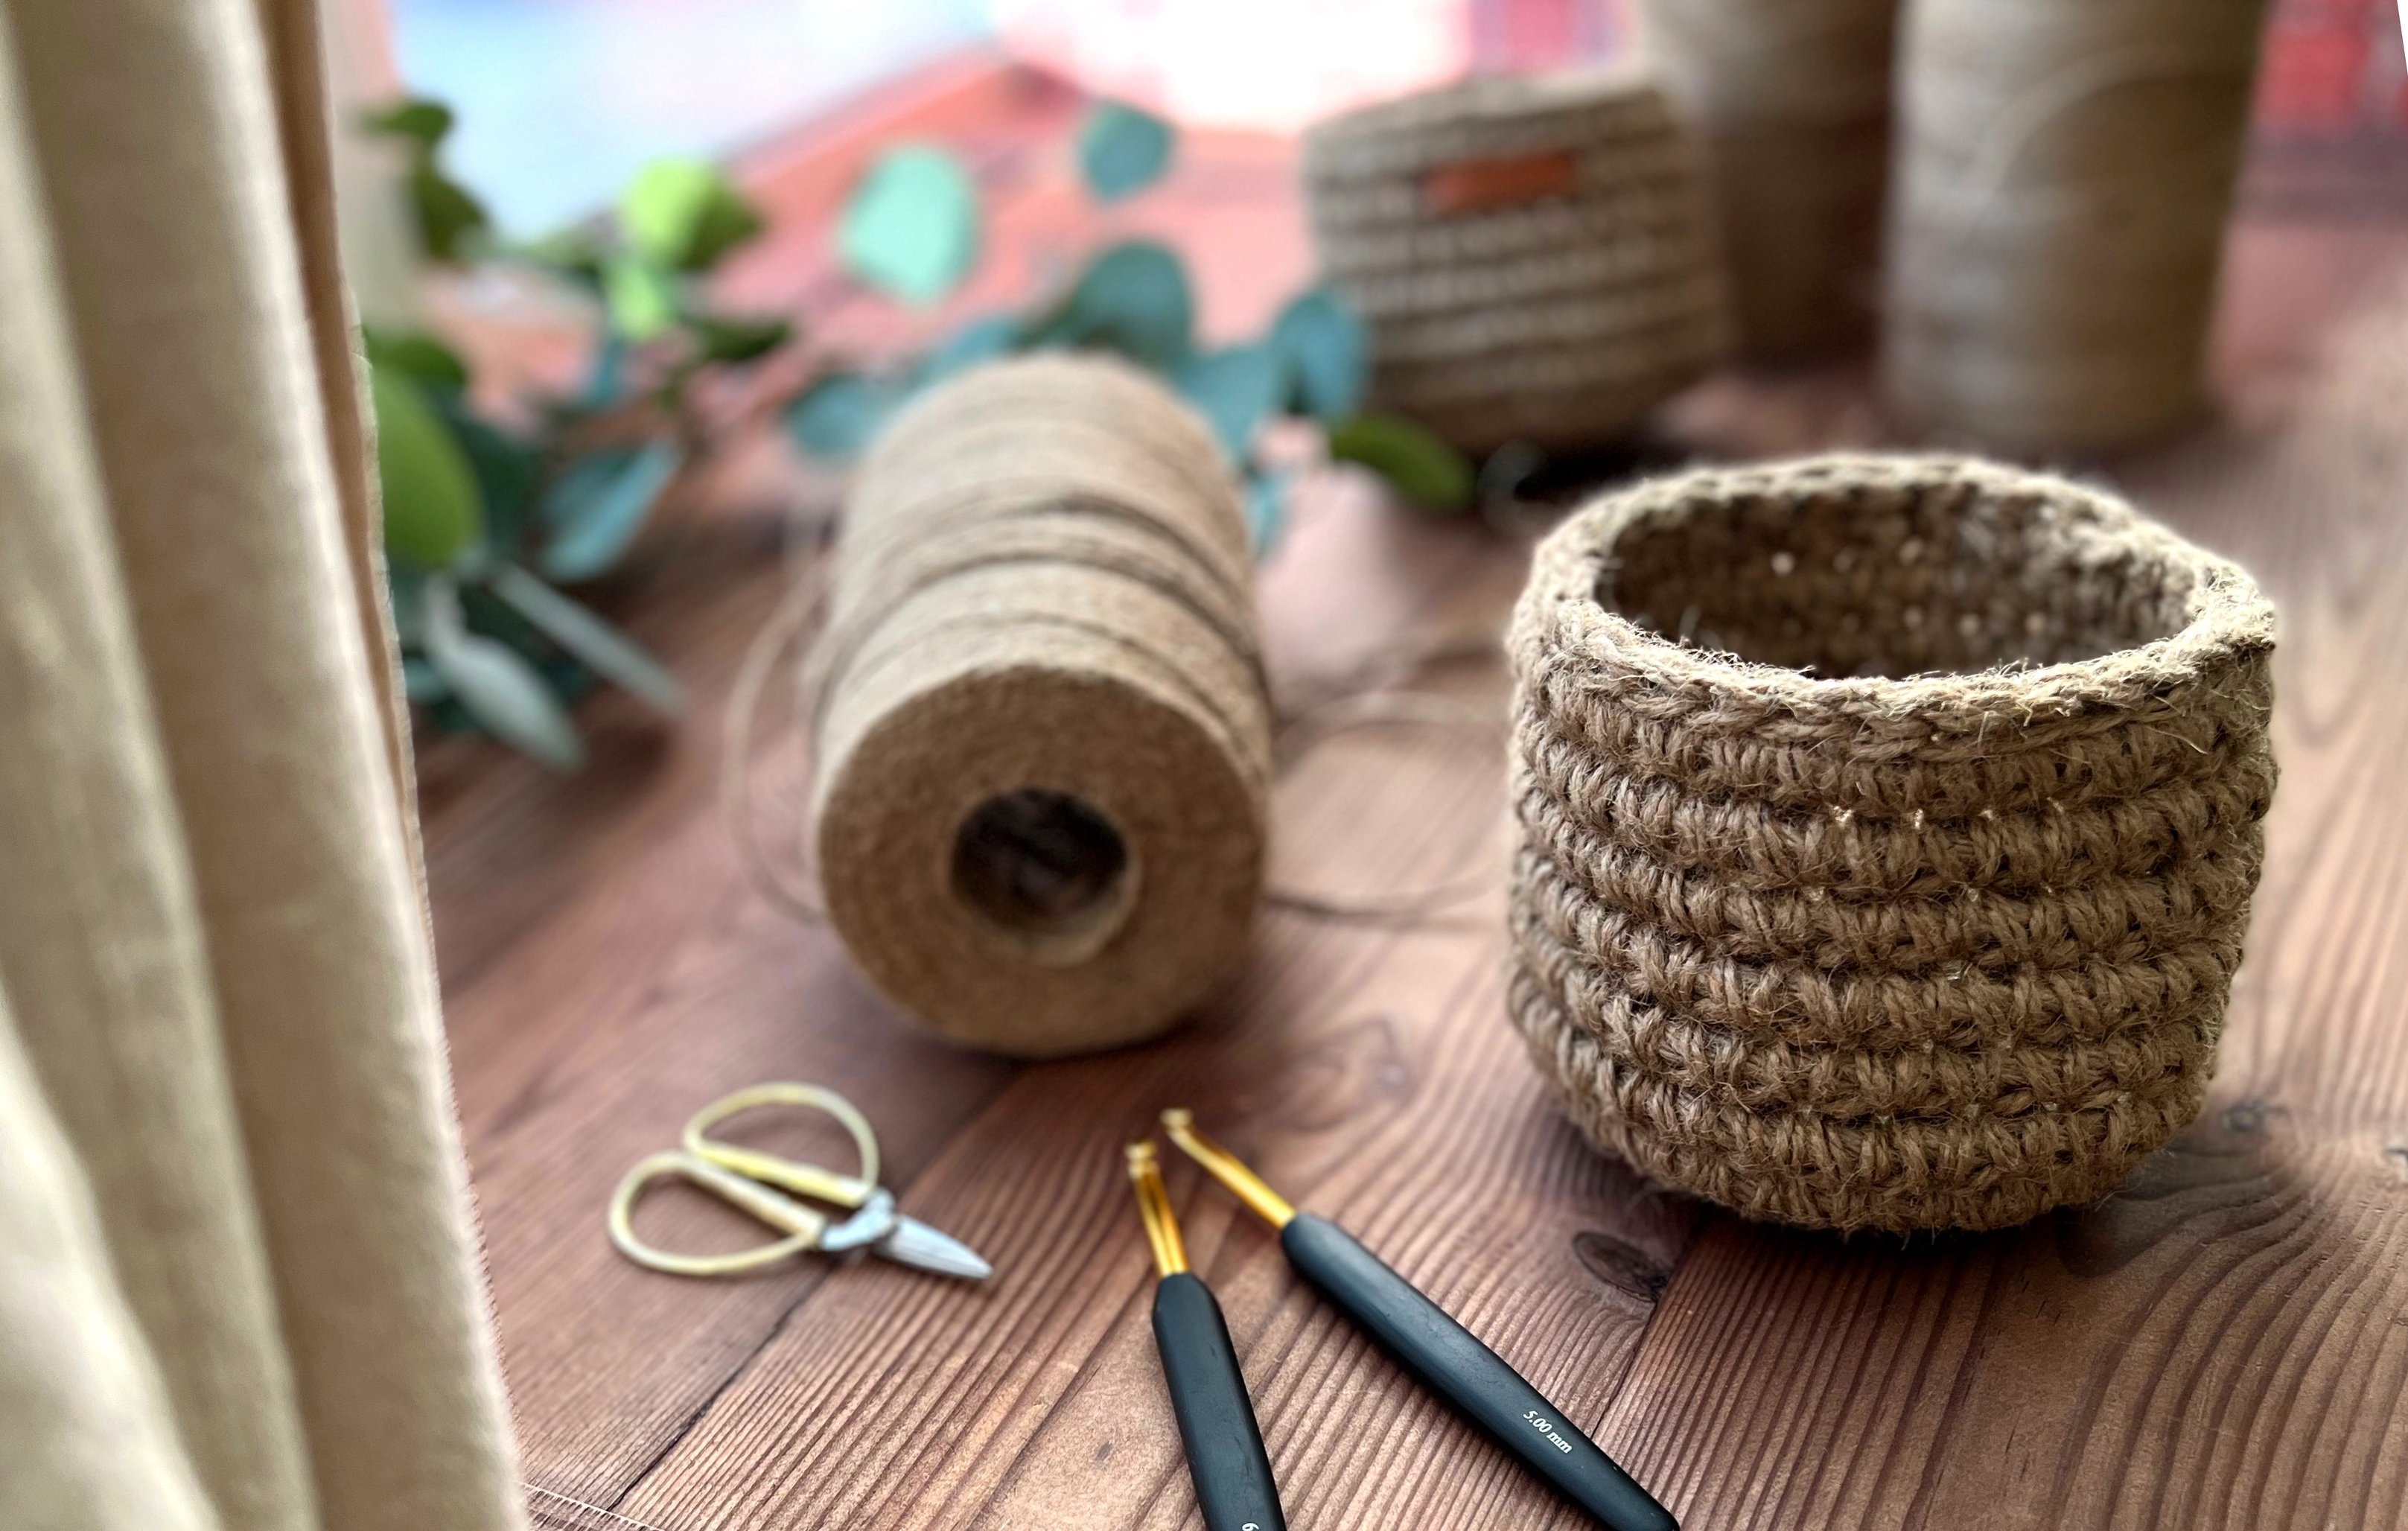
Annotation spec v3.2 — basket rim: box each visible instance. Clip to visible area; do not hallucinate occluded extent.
[1305,63,1660,153]
[1514,453,2277,733]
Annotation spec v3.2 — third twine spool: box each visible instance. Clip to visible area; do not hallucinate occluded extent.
[809,355,1272,1058]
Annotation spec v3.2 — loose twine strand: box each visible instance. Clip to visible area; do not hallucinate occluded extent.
[524,1485,673,1531]
[719,537,1506,934]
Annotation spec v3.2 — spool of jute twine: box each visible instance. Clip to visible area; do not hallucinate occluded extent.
[1635,0,1899,359]
[1508,453,2276,1232]
[1883,0,2270,454]
[803,356,1272,1057]
[1302,69,1737,456]
[723,355,1500,1057]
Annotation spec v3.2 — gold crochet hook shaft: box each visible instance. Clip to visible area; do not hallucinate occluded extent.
[1160,1109,1295,1229]
[1127,1142,1189,1276]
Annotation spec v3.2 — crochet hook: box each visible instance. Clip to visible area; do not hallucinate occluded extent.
[1161,1110,1677,1531]
[1126,1141,1287,1531]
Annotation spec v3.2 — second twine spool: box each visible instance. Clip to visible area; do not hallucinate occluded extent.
[809,355,1273,1058]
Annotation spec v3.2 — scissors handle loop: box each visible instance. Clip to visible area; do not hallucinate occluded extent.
[681,1082,882,1207]
[606,1151,826,1277]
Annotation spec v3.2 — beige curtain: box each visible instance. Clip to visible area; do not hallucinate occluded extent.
[0,1,523,1529]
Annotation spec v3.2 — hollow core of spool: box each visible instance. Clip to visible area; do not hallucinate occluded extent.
[949,788,1140,966]
[815,661,1267,1059]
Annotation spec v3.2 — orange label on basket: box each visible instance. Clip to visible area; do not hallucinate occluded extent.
[1420,150,1580,215]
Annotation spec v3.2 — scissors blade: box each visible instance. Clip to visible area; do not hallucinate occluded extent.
[873,1215,993,1281]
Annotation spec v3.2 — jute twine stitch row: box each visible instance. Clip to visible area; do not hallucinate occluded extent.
[1507,453,2276,1232]
[1302,69,1736,455]
[1635,0,1899,358]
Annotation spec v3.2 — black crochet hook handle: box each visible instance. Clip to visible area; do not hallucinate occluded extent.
[1280,1214,1677,1531]
[1153,1273,1287,1531]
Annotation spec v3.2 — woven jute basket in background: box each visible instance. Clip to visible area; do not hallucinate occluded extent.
[1634,0,1899,360]
[1883,0,2269,453]
[1302,70,1736,456]
[1508,455,2278,1233]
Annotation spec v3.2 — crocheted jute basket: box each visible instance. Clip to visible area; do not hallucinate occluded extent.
[1508,454,2277,1233]
[1302,69,1736,456]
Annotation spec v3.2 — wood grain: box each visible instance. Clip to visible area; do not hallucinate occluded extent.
[424,66,2408,1531]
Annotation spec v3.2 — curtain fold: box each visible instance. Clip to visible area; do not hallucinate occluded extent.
[0,2,524,1528]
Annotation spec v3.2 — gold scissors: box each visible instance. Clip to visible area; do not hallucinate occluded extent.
[607,1083,991,1281]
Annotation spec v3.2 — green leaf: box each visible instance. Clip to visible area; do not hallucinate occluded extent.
[1245,470,1291,554]
[602,254,680,342]
[407,163,488,264]
[401,653,448,705]
[421,577,585,768]
[523,226,609,291]
[1077,99,1175,203]
[537,442,681,582]
[1052,241,1192,369]
[1328,411,1475,512]
[430,400,541,554]
[686,312,793,365]
[785,372,904,461]
[487,564,684,713]
[917,314,1022,383]
[363,326,468,395]
[370,365,484,569]
[838,146,978,306]
[1176,344,1282,459]
[580,332,628,410]
[1270,288,1367,421]
[362,98,454,154]
[619,158,765,273]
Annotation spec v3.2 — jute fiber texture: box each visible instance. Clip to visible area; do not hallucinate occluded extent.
[1884,0,2270,454]
[814,355,1272,1058]
[1302,69,1737,456]
[1508,454,2277,1233]
[1637,0,1899,359]
[0,1,523,1528]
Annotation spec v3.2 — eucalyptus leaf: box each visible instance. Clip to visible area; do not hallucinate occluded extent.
[524,226,608,292]
[407,165,488,264]
[687,312,792,365]
[786,372,903,462]
[401,654,448,705]
[538,441,681,582]
[1270,288,1368,421]
[1077,100,1174,203]
[370,365,483,569]
[1051,241,1191,368]
[917,314,1022,383]
[430,400,540,553]
[362,98,453,153]
[602,255,679,342]
[363,326,468,395]
[1245,470,1291,554]
[1176,344,1283,459]
[1328,411,1475,512]
[421,578,585,768]
[582,332,628,409]
[620,159,765,273]
[487,564,684,713]
[838,146,978,306]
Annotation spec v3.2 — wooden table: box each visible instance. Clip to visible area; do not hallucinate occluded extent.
[421,63,2408,1531]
